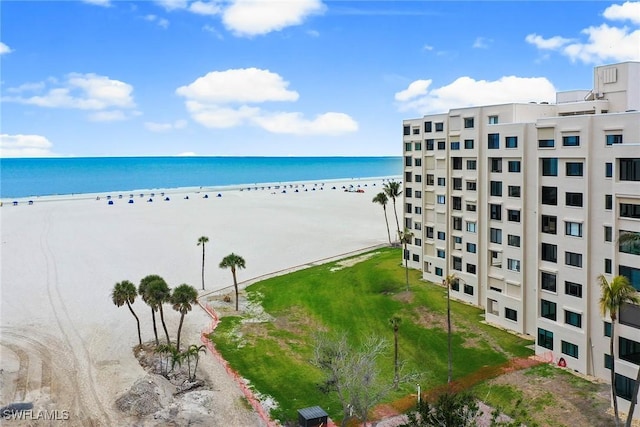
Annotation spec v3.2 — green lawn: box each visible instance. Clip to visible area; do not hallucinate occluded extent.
[210,247,533,423]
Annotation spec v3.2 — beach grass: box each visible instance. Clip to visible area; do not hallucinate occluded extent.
[209,247,533,423]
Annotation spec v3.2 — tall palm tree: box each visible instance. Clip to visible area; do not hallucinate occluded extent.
[599,274,639,427]
[197,236,209,291]
[399,228,414,291]
[171,283,198,352]
[383,180,402,240]
[389,316,401,388]
[111,280,142,346]
[139,274,165,346]
[372,192,392,245]
[147,278,172,345]
[444,273,457,384]
[220,253,246,311]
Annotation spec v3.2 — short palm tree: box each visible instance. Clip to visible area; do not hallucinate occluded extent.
[399,228,414,291]
[139,274,165,346]
[171,284,199,352]
[383,180,402,240]
[389,316,401,388]
[220,253,246,311]
[147,278,172,345]
[189,344,207,381]
[112,280,142,346]
[599,274,639,427]
[372,192,392,245]
[197,236,209,291]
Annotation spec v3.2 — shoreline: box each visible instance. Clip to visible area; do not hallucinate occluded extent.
[0,175,402,203]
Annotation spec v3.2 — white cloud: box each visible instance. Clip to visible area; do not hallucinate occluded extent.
[603,1,640,24]
[155,0,188,10]
[307,29,320,37]
[395,75,556,114]
[3,73,138,121]
[203,24,224,39]
[176,68,299,103]
[423,44,434,51]
[222,0,326,36]
[525,2,640,64]
[0,41,13,55]
[189,1,221,15]
[0,134,55,158]
[177,67,357,135]
[472,37,492,49]
[144,14,170,29]
[178,151,197,156]
[144,119,188,132]
[83,0,111,6]
[394,80,432,102]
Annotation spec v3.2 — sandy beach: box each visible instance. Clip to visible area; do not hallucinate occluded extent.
[0,177,399,426]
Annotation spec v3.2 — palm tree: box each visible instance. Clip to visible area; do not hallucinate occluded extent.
[197,236,209,291]
[155,343,173,376]
[139,274,165,346]
[444,274,457,384]
[383,180,403,240]
[599,274,640,427]
[399,228,414,291]
[171,284,199,352]
[372,192,392,245]
[219,253,246,311]
[111,280,142,346]
[389,316,401,388]
[147,278,172,345]
[189,344,207,381]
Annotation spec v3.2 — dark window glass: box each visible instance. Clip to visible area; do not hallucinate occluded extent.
[505,308,518,321]
[561,340,579,358]
[490,181,502,196]
[566,192,583,207]
[508,161,521,173]
[606,162,613,178]
[566,162,583,177]
[488,133,500,149]
[541,299,557,320]
[435,122,444,132]
[424,121,432,132]
[539,139,555,148]
[542,186,557,205]
[452,157,462,170]
[542,158,558,176]
[426,139,434,150]
[606,134,623,145]
[541,243,557,263]
[464,117,474,128]
[562,136,580,146]
[565,252,583,267]
[505,136,518,148]
[403,125,410,136]
[508,186,520,197]
[620,203,640,219]
[541,272,557,292]
[615,374,635,401]
[538,328,553,350]
[491,158,502,172]
[620,158,640,181]
[606,195,612,210]
[464,139,474,149]
[490,204,501,220]
[542,215,557,234]
[565,311,582,328]
[565,281,582,298]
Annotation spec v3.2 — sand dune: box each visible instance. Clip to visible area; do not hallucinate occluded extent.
[0,178,399,425]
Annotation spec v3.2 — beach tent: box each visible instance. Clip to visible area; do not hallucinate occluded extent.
[108,200,114,205]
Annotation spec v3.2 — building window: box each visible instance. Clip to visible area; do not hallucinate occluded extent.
[466,263,476,274]
[452,157,463,170]
[415,174,422,183]
[490,158,502,172]
[562,136,580,147]
[424,121,432,132]
[452,216,462,230]
[565,192,583,207]
[405,172,412,182]
[464,117,474,128]
[467,160,477,170]
[566,162,583,177]
[620,203,640,219]
[414,158,422,167]
[437,177,446,186]
[490,228,502,244]
[464,139,474,149]
[488,115,499,124]
[542,215,557,234]
[488,133,500,149]
[605,226,613,242]
[414,206,422,214]
[541,243,558,263]
[542,158,558,176]
[414,142,422,150]
[562,341,579,359]
[453,256,462,271]
[605,354,613,370]
[435,267,443,277]
[565,252,583,267]
[565,281,582,298]
[466,242,477,253]
[466,203,476,212]
[426,174,434,185]
[619,337,640,365]
[405,156,413,167]
[464,284,474,295]
[539,139,555,148]
[466,181,477,191]
[403,126,410,136]
[437,140,446,150]
[508,161,521,173]
[620,158,640,181]
[541,272,557,292]
[415,191,422,199]
[605,258,612,274]
[541,299,557,320]
[412,254,420,262]
[507,258,521,272]
[620,265,640,291]
[615,374,636,401]
[508,210,521,223]
[505,308,518,321]
[437,249,445,258]
[452,197,462,211]
[620,231,640,255]
[507,234,521,247]
[490,181,502,196]
[437,231,446,240]
[565,221,583,237]
[435,122,444,132]
[413,128,420,135]
[508,186,521,198]
[490,204,502,220]
[451,141,460,150]
[453,178,462,190]
[437,195,446,204]
[426,139,434,150]
[565,310,582,328]
[426,227,434,238]
[606,194,613,210]
[606,134,623,146]
[505,136,518,148]
[538,328,554,350]
[606,162,613,178]
[541,186,557,205]
[605,321,612,337]
[466,222,477,233]
[404,142,412,151]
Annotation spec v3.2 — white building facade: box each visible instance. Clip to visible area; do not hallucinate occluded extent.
[402,61,640,418]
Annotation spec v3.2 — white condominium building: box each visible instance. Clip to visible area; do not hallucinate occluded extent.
[402,61,640,417]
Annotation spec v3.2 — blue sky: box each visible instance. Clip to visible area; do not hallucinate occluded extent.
[1,0,639,158]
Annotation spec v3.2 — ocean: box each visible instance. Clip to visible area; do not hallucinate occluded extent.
[0,156,402,198]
